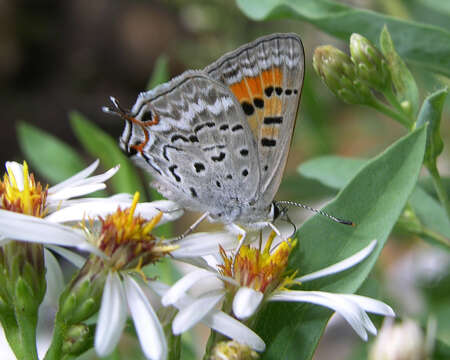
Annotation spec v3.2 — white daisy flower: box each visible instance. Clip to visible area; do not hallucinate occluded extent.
[162,234,395,349]
[0,160,119,251]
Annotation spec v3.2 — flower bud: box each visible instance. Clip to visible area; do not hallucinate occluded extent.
[313,45,373,105]
[0,242,46,311]
[369,319,426,360]
[60,258,108,324]
[62,324,91,355]
[350,33,389,91]
[210,340,259,360]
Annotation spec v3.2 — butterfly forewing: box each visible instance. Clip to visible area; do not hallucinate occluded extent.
[204,33,305,205]
[121,72,261,221]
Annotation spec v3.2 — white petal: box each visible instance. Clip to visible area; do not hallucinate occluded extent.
[340,294,395,317]
[43,248,65,309]
[124,275,167,360]
[271,291,370,340]
[45,245,87,268]
[95,272,127,357]
[46,200,180,225]
[0,210,88,249]
[6,161,25,190]
[49,161,119,195]
[171,231,236,258]
[48,184,106,201]
[233,287,263,320]
[48,159,99,193]
[162,269,217,306]
[202,310,266,352]
[172,291,224,334]
[296,240,377,283]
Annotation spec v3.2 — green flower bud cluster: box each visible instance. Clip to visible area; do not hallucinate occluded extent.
[0,242,46,315]
[314,29,420,129]
[313,45,374,105]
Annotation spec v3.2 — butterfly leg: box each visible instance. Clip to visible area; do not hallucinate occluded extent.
[177,212,210,240]
[268,222,281,238]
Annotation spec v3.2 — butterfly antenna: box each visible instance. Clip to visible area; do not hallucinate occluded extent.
[102,96,127,117]
[275,200,355,226]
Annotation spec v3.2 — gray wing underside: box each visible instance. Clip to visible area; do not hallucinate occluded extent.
[204,33,305,205]
[131,72,260,217]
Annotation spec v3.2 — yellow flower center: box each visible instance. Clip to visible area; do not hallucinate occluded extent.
[91,192,176,270]
[0,162,48,217]
[218,232,297,293]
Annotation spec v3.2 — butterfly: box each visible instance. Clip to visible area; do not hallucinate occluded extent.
[105,33,321,242]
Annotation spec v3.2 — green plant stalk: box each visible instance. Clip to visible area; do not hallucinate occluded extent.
[0,313,28,360]
[420,227,450,249]
[369,98,411,128]
[166,323,182,360]
[383,86,415,125]
[426,162,450,221]
[43,311,67,360]
[13,306,39,360]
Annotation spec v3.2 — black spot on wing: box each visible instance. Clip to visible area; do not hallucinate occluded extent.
[264,86,274,97]
[168,165,181,182]
[275,87,283,96]
[171,134,189,143]
[253,98,264,108]
[189,135,199,143]
[163,145,182,161]
[263,116,283,125]
[190,187,197,198]
[231,124,244,132]
[194,162,205,173]
[261,138,276,147]
[194,122,216,133]
[241,101,254,115]
[211,152,226,162]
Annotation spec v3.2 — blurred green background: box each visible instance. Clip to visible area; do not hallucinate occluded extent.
[1,0,449,359]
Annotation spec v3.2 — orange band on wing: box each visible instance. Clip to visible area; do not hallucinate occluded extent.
[229,67,283,103]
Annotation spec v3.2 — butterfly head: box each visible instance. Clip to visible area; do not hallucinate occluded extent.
[103,96,158,158]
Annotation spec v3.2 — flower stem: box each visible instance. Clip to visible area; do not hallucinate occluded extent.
[43,312,67,360]
[420,227,450,249]
[369,98,411,128]
[427,163,450,221]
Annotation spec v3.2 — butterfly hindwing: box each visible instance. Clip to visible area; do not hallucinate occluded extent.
[121,71,261,220]
[204,33,305,204]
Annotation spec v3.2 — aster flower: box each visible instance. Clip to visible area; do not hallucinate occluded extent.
[162,233,395,351]
[0,160,120,251]
[42,192,183,360]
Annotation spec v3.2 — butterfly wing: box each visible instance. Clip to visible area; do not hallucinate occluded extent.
[204,33,305,205]
[120,71,261,221]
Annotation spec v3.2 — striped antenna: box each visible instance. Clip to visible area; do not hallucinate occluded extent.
[275,200,355,226]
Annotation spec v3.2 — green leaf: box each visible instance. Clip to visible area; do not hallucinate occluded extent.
[380,26,420,117]
[147,55,170,90]
[254,126,427,360]
[69,111,147,198]
[298,155,366,190]
[236,0,450,77]
[16,122,86,184]
[416,87,447,168]
[299,155,450,249]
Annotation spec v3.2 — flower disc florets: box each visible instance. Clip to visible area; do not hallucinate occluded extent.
[218,232,297,294]
[0,162,48,217]
[87,193,176,271]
